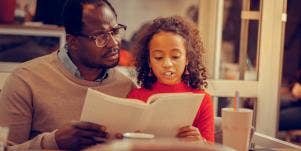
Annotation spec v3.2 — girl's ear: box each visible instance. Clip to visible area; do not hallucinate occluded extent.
[185,51,189,65]
[148,58,152,68]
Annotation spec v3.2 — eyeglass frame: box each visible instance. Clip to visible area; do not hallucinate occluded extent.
[78,24,127,47]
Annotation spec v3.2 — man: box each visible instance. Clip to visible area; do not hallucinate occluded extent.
[0,0,135,150]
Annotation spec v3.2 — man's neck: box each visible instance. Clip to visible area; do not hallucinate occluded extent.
[67,50,106,81]
[77,64,105,81]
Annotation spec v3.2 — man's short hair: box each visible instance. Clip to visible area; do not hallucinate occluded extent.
[63,0,117,35]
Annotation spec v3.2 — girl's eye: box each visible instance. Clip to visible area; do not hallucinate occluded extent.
[154,57,163,60]
[172,56,180,59]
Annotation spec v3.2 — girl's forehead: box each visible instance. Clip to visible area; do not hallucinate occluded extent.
[149,32,186,51]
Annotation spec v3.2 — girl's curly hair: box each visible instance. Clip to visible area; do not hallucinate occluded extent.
[132,16,207,90]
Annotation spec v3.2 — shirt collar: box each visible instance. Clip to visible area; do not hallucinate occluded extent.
[58,45,108,82]
[152,81,191,92]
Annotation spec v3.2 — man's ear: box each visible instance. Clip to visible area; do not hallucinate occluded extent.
[66,34,78,51]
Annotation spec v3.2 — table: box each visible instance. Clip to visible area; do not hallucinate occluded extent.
[251,132,301,151]
[82,132,301,151]
[85,138,235,151]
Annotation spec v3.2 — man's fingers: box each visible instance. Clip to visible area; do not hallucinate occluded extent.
[73,121,106,132]
[115,133,123,139]
[78,137,98,149]
[93,136,108,143]
[77,129,108,138]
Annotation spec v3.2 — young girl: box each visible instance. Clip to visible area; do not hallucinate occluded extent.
[128,16,214,142]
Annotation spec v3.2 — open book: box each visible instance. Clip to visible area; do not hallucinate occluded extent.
[80,88,204,137]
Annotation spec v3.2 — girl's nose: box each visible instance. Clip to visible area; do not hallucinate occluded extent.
[163,58,173,67]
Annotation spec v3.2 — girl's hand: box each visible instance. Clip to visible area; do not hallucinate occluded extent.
[176,125,205,142]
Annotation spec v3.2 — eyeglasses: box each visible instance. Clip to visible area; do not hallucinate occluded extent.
[79,24,127,47]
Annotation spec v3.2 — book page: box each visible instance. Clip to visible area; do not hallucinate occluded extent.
[80,88,148,135]
[146,92,193,104]
[143,93,204,137]
[81,89,204,138]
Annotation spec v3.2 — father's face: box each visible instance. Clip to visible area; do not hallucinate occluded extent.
[75,4,120,69]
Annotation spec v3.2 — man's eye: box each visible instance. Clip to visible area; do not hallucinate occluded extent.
[112,28,121,35]
[96,34,107,39]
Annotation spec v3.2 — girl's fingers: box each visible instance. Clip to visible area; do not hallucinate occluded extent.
[177,130,200,137]
[178,125,195,133]
[178,126,199,135]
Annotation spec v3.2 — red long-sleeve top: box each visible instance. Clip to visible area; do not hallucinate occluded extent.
[127,81,215,142]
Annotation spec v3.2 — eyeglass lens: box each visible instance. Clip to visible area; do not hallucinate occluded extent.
[95,27,125,47]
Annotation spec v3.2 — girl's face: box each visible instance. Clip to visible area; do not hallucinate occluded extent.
[149,31,187,85]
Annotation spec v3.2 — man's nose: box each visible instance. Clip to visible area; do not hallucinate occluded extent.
[163,58,173,67]
[106,33,119,48]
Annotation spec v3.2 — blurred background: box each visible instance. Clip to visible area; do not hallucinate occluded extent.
[0,0,300,146]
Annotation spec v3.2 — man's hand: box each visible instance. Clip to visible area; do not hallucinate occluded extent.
[176,125,205,142]
[54,121,109,150]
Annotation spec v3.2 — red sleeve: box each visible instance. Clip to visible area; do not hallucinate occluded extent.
[127,88,149,102]
[127,89,139,99]
[193,92,215,142]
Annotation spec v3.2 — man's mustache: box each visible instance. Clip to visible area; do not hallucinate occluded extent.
[103,48,119,57]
